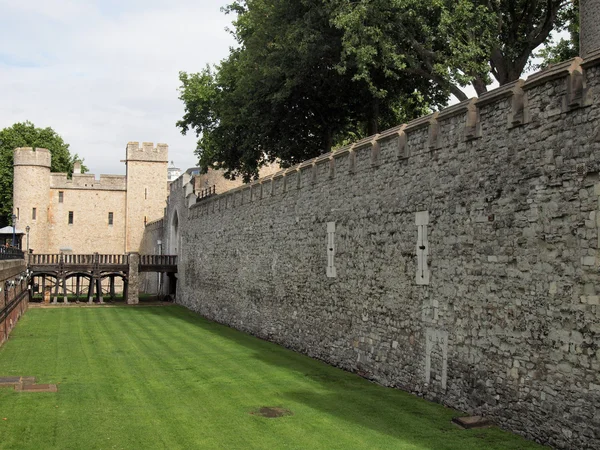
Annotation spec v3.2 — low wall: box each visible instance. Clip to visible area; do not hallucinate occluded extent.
[0,259,29,347]
[173,55,600,449]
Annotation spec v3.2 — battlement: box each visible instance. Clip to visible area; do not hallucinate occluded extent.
[189,54,599,218]
[13,147,51,168]
[126,141,168,163]
[144,218,164,232]
[50,173,127,191]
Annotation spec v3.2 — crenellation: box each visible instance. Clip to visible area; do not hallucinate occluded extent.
[126,141,168,163]
[524,57,583,90]
[50,173,127,190]
[13,147,51,168]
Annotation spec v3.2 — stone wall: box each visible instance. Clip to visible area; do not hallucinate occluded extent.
[139,218,164,294]
[0,259,28,347]
[46,187,126,254]
[172,55,600,449]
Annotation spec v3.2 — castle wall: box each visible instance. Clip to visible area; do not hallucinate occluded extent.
[193,163,282,196]
[46,187,126,254]
[173,56,600,449]
[0,259,28,348]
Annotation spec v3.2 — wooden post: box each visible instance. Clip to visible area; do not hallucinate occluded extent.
[62,276,68,304]
[109,276,115,301]
[52,276,59,304]
[87,276,94,304]
[96,278,104,304]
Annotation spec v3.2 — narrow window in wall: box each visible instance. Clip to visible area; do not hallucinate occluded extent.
[415,211,430,285]
[145,188,148,200]
[144,216,147,226]
[108,212,113,226]
[326,221,337,278]
[32,207,36,220]
[68,211,74,225]
[16,207,19,220]
[58,191,64,203]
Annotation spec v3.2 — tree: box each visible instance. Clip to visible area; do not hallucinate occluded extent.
[0,121,87,226]
[178,0,441,181]
[330,0,573,98]
[535,0,579,68]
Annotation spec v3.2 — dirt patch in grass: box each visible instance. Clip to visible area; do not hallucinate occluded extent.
[251,407,293,418]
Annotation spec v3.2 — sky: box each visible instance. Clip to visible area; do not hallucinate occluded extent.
[0,0,235,175]
[0,1,563,177]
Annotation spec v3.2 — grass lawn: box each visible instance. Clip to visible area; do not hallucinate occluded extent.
[0,306,547,450]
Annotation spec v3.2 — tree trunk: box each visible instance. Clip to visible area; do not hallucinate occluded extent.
[472,76,489,96]
[367,98,380,136]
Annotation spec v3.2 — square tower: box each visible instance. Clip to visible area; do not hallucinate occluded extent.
[125,142,168,252]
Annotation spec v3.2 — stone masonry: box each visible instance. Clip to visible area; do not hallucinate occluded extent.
[160,52,600,449]
[13,142,168,255]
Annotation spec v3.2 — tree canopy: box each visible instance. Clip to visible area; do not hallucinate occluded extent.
[0,121,86,227]
[178,0,579,180]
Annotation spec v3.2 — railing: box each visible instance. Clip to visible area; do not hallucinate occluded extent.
[29,254,63,265]
[140,255,177,266]
[29,254,129,266]
[197,185,216,202]
[0,247,24,260]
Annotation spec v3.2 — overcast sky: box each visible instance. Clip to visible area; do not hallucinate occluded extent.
[0,0,235,175]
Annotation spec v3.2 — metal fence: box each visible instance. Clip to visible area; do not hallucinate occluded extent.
[0,247,24,260]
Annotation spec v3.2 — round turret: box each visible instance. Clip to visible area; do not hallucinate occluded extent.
[13,147,52,252]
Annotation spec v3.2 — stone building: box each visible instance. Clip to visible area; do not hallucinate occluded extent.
[13,142,168,255]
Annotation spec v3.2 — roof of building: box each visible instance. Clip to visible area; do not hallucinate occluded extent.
[0,226,25,235]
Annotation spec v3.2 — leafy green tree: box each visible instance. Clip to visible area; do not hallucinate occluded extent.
[178,0,575,180]
[535,0,579,68]
[178,0,441,181]
[330,0,573,98]
[0,121,87,226]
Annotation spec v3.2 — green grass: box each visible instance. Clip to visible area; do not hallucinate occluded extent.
[0,307,547,450]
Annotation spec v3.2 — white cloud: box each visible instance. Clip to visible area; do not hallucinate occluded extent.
[0,0,236,175]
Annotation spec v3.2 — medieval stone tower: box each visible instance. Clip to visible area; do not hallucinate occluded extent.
[125,142,168,252]
[12,142,168,254]
[13,148,52,253]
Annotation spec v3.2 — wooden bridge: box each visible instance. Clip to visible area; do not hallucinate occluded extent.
[28,253,177,305]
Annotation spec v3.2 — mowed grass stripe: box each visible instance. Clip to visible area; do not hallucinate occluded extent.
[0,307,548,450]
[118,307,293,449]
[133,308,337,449]
[100,307,201,449]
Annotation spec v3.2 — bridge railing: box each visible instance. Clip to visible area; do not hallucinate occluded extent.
[140,255,177,266]
[0,247,24,260]
[30,254,129,266]
[29,254,61,265]
[97,254,128,265]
